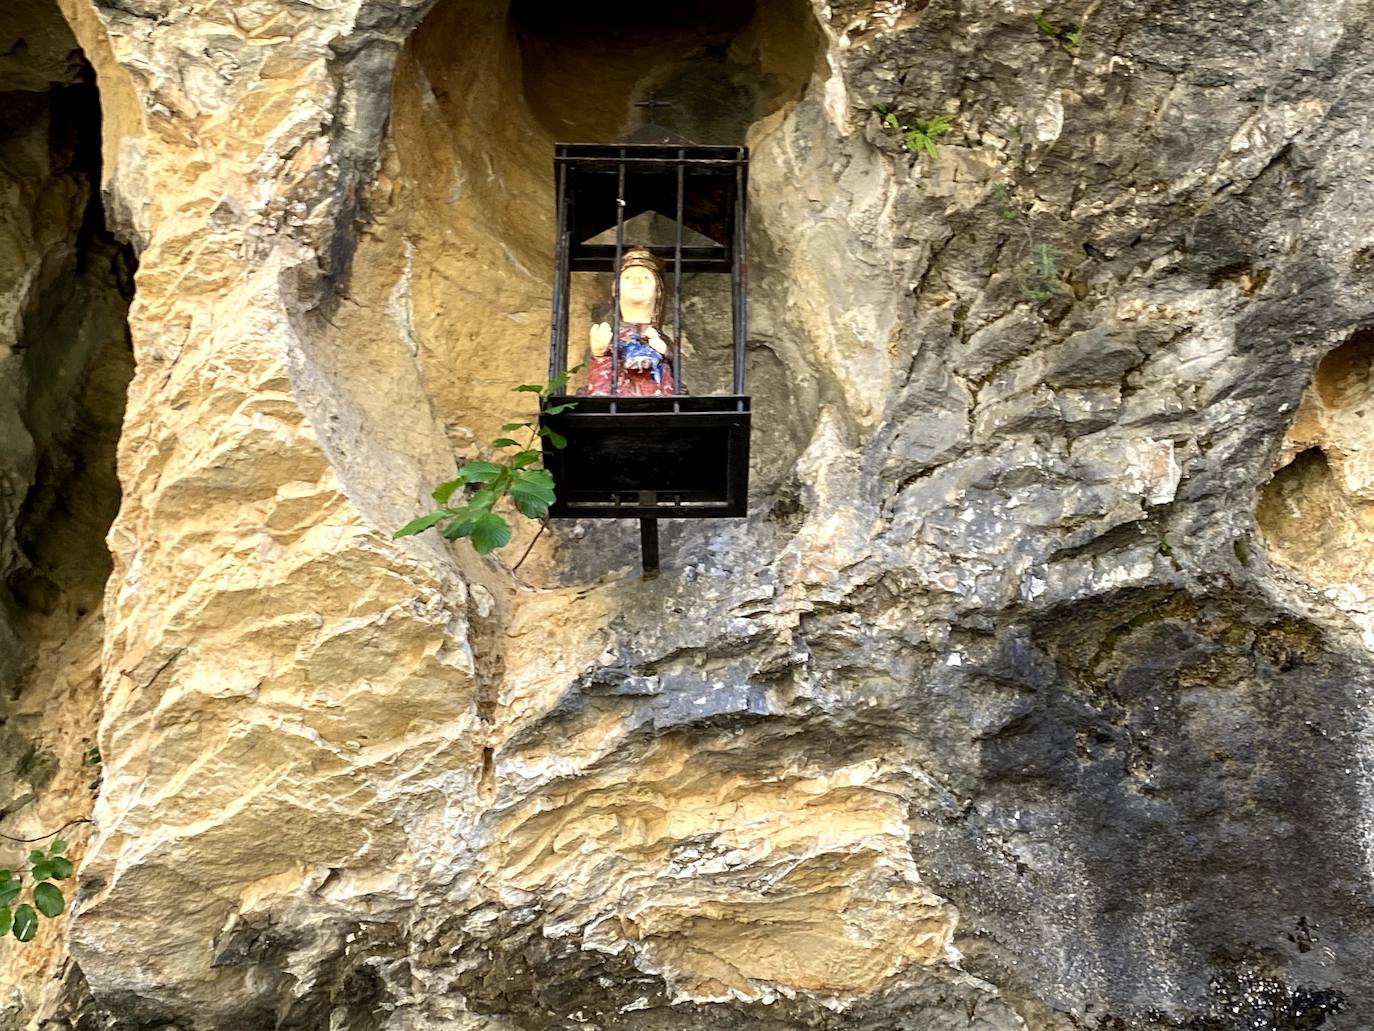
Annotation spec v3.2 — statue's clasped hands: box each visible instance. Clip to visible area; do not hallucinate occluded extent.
[639,326,669,355]
[589,322,669,361]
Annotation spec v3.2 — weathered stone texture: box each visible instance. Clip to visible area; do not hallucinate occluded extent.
[1,0,1372,1027]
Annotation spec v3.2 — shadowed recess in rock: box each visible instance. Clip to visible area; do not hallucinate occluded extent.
[512,0,822,145]
[0,0,137,1019]
[331,0,824,582]
[1259,327,1374,598]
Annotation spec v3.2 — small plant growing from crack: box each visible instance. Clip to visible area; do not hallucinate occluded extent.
[1022,243,1066,301]
[874,104,955,159]
[991,181,1070,303]
[1157,534,1182,571]
[1035,11,1082,52]
[395,369,579,557]
[1,838,73,942]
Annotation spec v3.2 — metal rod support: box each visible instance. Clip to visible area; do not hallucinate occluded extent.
[639,506,660,577]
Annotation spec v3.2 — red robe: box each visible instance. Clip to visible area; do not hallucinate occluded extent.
[585,323,677,396]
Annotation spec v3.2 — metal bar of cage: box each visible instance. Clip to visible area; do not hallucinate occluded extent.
[549,160,570,380]
[610,153,626,404]
[571,248,727,274]
[732,161,747,397]
[672,153,685,396]
[554,155,746,167]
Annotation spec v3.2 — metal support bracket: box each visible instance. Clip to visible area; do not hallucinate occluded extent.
[638,491,659,578]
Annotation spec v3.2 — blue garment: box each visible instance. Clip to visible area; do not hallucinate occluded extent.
[619,330,665,385]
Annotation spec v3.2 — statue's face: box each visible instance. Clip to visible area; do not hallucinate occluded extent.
[619,265,658,311]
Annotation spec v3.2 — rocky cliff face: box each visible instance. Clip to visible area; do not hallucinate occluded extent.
[2,0,1372,1027]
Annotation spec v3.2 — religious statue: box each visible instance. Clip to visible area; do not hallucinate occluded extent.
[585,247,677,396]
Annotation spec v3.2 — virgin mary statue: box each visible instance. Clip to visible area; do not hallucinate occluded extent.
[585,247,678,396]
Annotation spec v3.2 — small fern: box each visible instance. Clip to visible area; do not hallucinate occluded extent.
[1021,243,1065,301]
[903,115,954,159]
[874,105,956,160]
[1035,12,1082,52]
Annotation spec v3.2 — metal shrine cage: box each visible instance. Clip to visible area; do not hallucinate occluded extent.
[540,137,752,573]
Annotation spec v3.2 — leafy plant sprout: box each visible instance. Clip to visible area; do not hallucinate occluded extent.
[1035,11,1082,51]
[990,180,1069,303]
[874,104,955,159]
[394,368,580,556]
[1,838,72,942]
[1022,242,1066,301]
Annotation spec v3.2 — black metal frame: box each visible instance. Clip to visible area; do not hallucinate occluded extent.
[542,395,750,519]
[542,141,751,571]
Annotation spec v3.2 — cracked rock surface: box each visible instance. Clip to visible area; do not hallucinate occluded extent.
[2,0,1372,1027]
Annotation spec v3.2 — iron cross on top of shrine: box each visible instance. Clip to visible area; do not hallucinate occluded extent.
[634,94,672,116]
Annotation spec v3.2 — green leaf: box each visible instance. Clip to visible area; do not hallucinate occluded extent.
[13,904,36,941]
[0,869,11,885]
[33,883,63,919]
[490,438,521,448]
[542,402,577,415]
[510,451,541,469]
[501,422,529,432]
[513,384,544,394]
[514,468,555,490]
[31,860,52,882]
[441,513,479,540]
[546,369,573,395]
[467,488,499,512]
[511,465,556,518]
[28,851,43,866]
[431,478,464,504]
[539,427,567,449]
[883,112,899,129]
[1030,242,1059,280]
[0,883,19,908]
[393,510,449,538]
[48,857,73,880]
[457,461,502,483]
[0,907,11,937]
[469,513,513,555]
[50,840,66,856]
[1035,12,1057,35]
[511,485,555,510]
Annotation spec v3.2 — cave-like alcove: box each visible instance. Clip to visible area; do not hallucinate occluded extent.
[0,0,135,851]
[0,3,135,1013]
[512,0,821,146]
[358,0,824,577]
